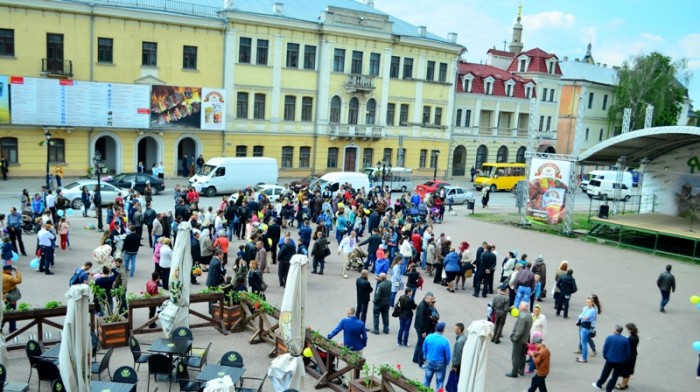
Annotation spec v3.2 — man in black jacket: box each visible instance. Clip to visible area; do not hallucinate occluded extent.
[358,228,383,272]
[122,225,141,278]
[143,202,157,248]
[479,245,497,298]
[277,237,295,287]
[413,291,438,366]
[656,264,676,313]
[206,249,224,288]
[267,218,281,264]
[555,269,577,318]
[355,269,373,325]
[190,231,202,285]
[372,273,391,335]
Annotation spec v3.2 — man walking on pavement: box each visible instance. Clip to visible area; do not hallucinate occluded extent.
[371,272,391,335]
[355,269,373,325]
[505,302,532,378]
[422,321,451,391]
[446,322,467,392]
[592,324,630,391]
[413,292,439,367]
[656,264,676,313]
[358,228,382,272]
[6,207,27,256]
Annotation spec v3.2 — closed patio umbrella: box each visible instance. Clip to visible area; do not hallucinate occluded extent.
[159,222,192,337]
[271,253,309,391]
[59,284,92,392]
[457,319,494,392]
[0,271,8,367]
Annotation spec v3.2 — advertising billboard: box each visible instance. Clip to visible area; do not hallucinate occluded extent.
[150,85,203,129]
[9,77,150,128]
[526,158,571,225]
[0,75,8,125]
[200,88,226,130]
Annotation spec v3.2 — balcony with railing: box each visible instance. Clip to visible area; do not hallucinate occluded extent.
[42,59,73,77]
[344,75,375,93]
[329,124,385,140]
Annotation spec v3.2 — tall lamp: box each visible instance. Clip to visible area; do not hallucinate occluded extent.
[44,130,52,190]
[432,150,440,180]
[93,151,104,231]
[377,160,391,193]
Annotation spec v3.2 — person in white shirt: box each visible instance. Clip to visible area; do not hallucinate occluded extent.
[337,230,358,279]
[159,238,173,289]
[157,162,165,179]
[37,223,56,275]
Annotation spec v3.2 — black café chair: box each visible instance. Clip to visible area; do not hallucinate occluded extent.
[175,359,204,392]
[112,365,138,392]
[238,374,268,392]
[147,354,173,392]
[51,379,66,392]
[35,360,61,392]
[219,351,244,368]
[91,346,114,380]
[25,339,44,382]
[0,363,6,386]
[171,326,193,341]
[129,336,152,370]
[185,342,211,373]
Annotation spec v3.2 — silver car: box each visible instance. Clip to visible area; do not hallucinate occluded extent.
[61,180,125,209]
[442,186,475,205]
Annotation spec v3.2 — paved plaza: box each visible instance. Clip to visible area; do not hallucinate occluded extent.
[0,177,698,391]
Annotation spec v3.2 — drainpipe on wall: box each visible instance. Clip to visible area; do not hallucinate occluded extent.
[89,2,96,173]
[221,131,226,156]
[310,35,324,175]
[222,18,230,158]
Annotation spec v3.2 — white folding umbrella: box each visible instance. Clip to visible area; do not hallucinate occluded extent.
[159,222,192,337]
[271,253,308,391]
[457,319,494,392]
[59,284,92,392]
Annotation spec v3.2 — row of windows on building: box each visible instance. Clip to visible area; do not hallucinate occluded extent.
[0,137,63,163]
[462,77,535,99]
[239,36,450,82]
[475,145,528,167]
[587,92,609,111]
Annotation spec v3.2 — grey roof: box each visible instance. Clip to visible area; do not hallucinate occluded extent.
[231,0,452,43]
[559,61,617,86]
[579,126,700,164]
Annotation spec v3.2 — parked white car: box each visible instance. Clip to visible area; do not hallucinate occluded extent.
[254,184,287,203]
[442,186,475,205]
[61,180,126,209]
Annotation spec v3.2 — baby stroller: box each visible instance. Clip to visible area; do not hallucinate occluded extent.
[347,247,367,272]
[430,207,442,223]
[407,203,428,223]
[22,211,38,234]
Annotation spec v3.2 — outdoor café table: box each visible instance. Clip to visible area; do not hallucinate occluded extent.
[40,343,61,360]
[90,380,134,392]
[195,364,246,385]
[148,337,193,362]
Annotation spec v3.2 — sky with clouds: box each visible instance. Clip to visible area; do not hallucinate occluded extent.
[377,0,700,106]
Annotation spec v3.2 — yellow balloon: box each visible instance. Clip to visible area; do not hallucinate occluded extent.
[510,308,520,317]
[303,347,313,358]
[690,295,700,305]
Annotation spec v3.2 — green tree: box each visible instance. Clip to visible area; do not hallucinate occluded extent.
[609,52,689,131]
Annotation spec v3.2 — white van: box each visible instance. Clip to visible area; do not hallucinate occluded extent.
[190,157,278,197]
[308,172,370,193]
[581,170,636,192]
[586,171,633,200]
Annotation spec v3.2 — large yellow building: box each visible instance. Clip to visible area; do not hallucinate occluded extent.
[0,0,462,178]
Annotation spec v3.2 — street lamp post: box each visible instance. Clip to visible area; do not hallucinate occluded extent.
[377,160,392,194]
[432,150,440,180]
[44,130,52,190]
[93,151,103,231]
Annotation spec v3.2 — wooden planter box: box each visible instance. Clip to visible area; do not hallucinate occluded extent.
[380,369,423,391]
[97,317,129,348]
[349,377,381,392]
[211,303,243,330]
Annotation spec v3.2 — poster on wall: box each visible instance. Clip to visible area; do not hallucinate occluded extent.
[0,75,8,125]
[526,158,571,225]
[8,77,150,128]
[150,85,202,129]
[200,88,226,130]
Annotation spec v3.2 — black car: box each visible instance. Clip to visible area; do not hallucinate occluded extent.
[289,173,322,192]
[106,173,165,195]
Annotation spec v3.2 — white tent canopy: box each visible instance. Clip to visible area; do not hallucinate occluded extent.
[457,319,494,392]
[159,222,192,337]
[59,284,92,392]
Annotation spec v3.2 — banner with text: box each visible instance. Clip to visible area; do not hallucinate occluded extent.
[0,76,9,125]
[9,77,150,128]
[526,158,571,225]
[200,88,226,130]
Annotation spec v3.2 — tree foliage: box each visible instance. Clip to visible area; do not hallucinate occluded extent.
[609,52,689,130]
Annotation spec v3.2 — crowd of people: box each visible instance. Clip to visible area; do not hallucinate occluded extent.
[0,176,684,392]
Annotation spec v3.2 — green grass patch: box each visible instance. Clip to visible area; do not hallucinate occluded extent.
[468,212,591,236]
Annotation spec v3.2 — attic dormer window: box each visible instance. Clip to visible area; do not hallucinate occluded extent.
[519,59,527,72]
[462,74,474,93]
[547,61,554,74]
[505,80,515,97]
[484,76,495,95]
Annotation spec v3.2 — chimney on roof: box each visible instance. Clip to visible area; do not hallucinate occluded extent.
[575,58,579,62]
[273,2,284,14]
[603,64,607,68]
[563,56,568,61]
[224,0,235,9]
[448,32,458,43]
[364,0,375,7]
[596,62,600,66]
[418,26,427,37]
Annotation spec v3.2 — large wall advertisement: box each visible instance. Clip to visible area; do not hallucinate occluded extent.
[526,158,571,225]
[2,76,225,130]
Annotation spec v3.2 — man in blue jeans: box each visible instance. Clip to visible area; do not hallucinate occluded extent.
[422,321,451,390]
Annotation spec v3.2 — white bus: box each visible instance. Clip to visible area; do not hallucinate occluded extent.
[362,167,414,192]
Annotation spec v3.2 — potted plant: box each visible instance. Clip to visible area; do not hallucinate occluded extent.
[348,364,381,392]
[211,290,243,330]
[92,283,129,347]
[379,364,434,392]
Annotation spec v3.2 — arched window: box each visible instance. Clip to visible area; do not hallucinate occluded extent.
[365,98,376,125]
[329,96,341,123]
[0,137,18,163]
[496,145,508,163]
[348,97,359,125]
[475,144,488,169]
[516,146,526,163]
[455,109,462,127]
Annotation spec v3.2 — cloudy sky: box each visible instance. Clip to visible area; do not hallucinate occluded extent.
[378,0,699,106]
